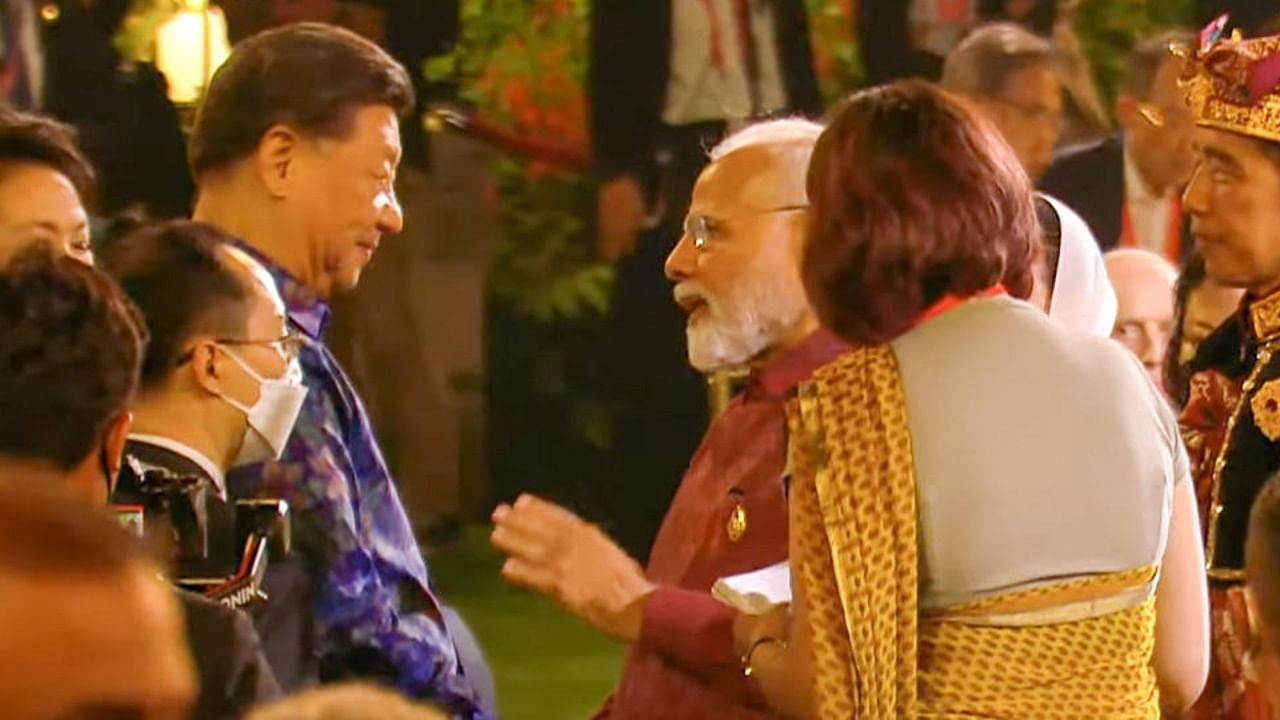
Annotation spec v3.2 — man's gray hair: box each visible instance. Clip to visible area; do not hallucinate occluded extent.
[941,23,1056,99]
[708,117,824,162]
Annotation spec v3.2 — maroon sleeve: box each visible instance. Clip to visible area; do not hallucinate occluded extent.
[638,584,770,709]
[640,585,741,669]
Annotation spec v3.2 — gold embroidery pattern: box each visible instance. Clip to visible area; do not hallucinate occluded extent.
[1252,380,1280,442]
[1251,293,1280,343]
[1181,33,1280,145]
[1207,345,1276,580]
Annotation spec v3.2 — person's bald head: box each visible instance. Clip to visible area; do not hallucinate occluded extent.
[664,119,823,372]
[1105,248,1176,389]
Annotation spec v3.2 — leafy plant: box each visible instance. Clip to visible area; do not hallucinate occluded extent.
[807,0,864,104]
[425,0,608,324]
[1071,0,1195,106]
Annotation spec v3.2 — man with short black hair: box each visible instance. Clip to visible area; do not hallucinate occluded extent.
[941,22,1061,180]
[1178,20,1280,718]
[0,108,94,266]
[100,220,315,691]
[0,245,282,719]
[189,23,489,716]
[1041,30,1197,261]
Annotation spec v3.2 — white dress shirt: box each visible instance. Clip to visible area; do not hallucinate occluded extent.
[663,0,787,127]
[1123,140,1177,255]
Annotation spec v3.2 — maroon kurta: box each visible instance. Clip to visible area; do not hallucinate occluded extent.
[597,331,847,720]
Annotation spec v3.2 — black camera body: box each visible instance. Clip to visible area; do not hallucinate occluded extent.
[111,455,291,611]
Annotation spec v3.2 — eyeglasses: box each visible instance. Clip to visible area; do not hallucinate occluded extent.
[988,96,1062,127]
[176,328,306,367]
[1136,102,1191,130]
[685,206,807,250]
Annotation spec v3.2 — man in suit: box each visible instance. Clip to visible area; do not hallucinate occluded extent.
[941,22,1061,182]
[590,0,822,559]
[1040,30,1196,263]
[98,220,316,693]
[0,245,281,718]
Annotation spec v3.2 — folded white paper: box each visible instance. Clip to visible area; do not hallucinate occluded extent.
[711,561,792,615]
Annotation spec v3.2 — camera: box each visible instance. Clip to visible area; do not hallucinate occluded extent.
[111,455,291,611]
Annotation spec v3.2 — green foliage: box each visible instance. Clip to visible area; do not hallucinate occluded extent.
[425,0,608,324]
[1072,0,1195,106]
[806,0,864,104]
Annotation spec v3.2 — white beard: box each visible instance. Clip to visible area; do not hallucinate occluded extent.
[679,269,805,373]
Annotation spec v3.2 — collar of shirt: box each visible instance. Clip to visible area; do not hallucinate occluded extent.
[127,433,227,500]
[1123,137,1168,206]
[230,241,330,340]
[747,329,850,400]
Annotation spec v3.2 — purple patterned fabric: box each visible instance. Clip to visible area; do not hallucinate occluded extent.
[227,244,487,718]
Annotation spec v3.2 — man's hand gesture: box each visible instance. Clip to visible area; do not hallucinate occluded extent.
[491,495,654,643]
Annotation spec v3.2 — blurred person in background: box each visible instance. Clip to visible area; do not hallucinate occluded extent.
[0,480,195,720]
[941,22,1061,181]
[1105,248,1178,393]
[39,0,193,220]
[1245,472,1280,717]
[0,245,280,718]
[1163,252,1244,408]
[0,109,93,266]
[1041,30,1197,261]
[249,683,447,720]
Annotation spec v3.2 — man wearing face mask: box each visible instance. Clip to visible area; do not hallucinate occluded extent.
[0,243,280,719]
[98,220,316,693]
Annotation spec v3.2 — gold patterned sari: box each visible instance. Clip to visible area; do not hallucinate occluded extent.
[787,346,1161,719]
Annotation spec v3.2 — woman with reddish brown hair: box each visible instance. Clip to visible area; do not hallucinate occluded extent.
[734,80,1209,719]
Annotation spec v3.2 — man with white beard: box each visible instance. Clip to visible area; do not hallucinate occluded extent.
[489,119,847,719]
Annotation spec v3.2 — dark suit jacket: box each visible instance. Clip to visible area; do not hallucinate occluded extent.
[179,591,282,719]
[118,439,318,693]
[1039,135,1128,251]
[589,0,823,183]
[1039,133,1193,260]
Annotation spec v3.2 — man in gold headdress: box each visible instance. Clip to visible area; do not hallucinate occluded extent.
[1178,14,1280,719]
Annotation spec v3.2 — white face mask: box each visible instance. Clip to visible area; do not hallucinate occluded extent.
[216,348,308,467]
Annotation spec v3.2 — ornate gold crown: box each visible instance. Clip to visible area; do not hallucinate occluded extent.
[1180,16,1280,144]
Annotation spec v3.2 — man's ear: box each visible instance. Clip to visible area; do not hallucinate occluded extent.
[189,342,225,397]
[102,411,133,478]
[257,125,300,199]
[1114,95,1142,134]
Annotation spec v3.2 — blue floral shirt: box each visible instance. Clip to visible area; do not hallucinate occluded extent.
[227,247,486,719]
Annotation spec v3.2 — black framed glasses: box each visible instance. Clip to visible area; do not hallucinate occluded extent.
[685,206,808,250]
[175,328,306,367]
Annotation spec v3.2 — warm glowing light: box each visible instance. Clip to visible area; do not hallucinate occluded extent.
[154,0,231,105]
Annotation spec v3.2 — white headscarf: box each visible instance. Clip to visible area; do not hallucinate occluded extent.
[1039,193,1117,337]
